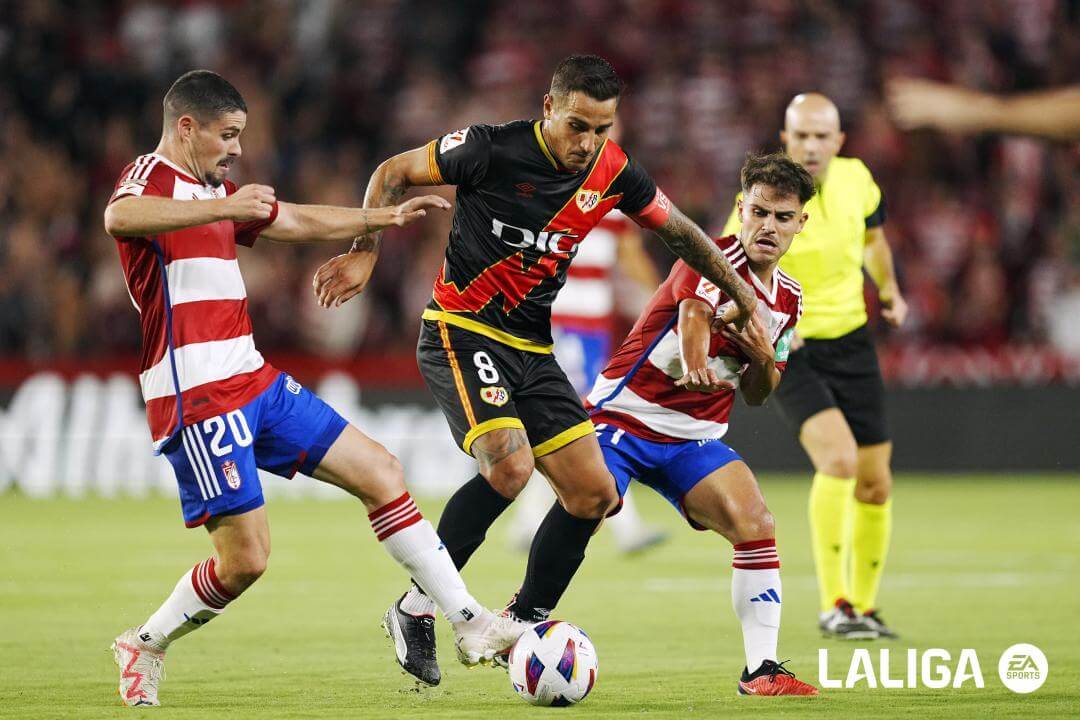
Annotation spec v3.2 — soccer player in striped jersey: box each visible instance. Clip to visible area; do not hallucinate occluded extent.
[105,70,527,707]
[585,153,819,695]
[721,94,905,639]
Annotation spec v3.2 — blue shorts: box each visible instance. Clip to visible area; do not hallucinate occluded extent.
[552,327,611,396]
[162,373,348,528]
[595,422,742,530]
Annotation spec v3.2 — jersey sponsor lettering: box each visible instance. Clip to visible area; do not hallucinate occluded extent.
[428,121,660,349]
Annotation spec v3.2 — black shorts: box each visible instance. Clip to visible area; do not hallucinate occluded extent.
[772,324,889,446]
[417,319,593,457]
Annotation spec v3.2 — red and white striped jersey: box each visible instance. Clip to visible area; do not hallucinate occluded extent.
[109,153,280,451]
[586,235,802,442]
[549,210,633,333]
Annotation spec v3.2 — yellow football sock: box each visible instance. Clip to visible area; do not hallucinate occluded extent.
[809,472,854,613]
[851,498,892,613]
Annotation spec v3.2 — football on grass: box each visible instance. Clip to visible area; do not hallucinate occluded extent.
[508,620,598,706]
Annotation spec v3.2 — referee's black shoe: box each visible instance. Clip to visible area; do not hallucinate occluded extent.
[861,608,899,639]
[818,598,879,640]
[382,595,441,686]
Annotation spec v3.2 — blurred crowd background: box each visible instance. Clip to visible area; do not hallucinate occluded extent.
[1,0,1077,364]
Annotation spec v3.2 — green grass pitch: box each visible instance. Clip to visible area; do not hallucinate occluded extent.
[1,475,1077,718]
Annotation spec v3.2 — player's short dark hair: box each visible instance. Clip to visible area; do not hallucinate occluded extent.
[163,70,247,125]
[740,152,816,205]
[550,55,624,102]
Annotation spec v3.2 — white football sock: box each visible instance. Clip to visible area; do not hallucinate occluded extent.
[731,540,781,672]
[399,584,437,617]
[370,493,484,626]
[139,557,235,651]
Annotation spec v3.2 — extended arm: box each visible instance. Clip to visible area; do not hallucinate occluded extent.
[313,146,441,307]
[260,196,449,244]
[653,205,757,328]
[104,184,276,237]
[887,79,1080,141]
[863,226,907,328]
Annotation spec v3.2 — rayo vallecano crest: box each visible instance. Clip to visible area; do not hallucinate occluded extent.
[575,189,601,213]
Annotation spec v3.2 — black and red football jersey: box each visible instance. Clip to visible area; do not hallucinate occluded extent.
[421,120,669,352]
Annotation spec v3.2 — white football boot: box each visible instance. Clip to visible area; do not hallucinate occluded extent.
[454,611,531,667]
[111,628,166,707]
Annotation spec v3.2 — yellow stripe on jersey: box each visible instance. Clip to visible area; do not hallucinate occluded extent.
[533,121,559,170]
[423,309,555,354]
[426,140,444,185]
[721,156,882,340]
[437,320,476,428]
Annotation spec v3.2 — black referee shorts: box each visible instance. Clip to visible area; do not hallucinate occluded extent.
[417,319,593,458]
[772,324,889,446]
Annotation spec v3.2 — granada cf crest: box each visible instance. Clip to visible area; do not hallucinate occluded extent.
[221,460,242,490]
[480,386,510,407]
[575,189,601,213]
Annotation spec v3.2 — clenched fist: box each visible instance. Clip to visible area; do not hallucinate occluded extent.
[219,184,276,222]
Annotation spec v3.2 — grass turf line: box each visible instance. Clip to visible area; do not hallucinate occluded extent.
[0,475,1077,718]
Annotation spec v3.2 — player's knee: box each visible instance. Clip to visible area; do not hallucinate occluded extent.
[560,477,619,519]
[484,448,534,499]
[820,452,857,480]
[220,548,268,591]
[855,472,892,504]
[735,508,775,543]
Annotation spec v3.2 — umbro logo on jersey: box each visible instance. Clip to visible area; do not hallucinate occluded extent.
[515,182,536,198]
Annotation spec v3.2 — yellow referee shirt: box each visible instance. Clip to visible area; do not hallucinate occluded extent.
[721,156,885,340]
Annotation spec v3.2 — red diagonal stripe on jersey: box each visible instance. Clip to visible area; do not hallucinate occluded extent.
[432,142,630,314]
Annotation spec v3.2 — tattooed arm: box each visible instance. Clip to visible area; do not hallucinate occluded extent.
[313,146,443,307]
[653,204,757,329]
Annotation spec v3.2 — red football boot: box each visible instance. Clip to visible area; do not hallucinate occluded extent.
[737,660,820,696]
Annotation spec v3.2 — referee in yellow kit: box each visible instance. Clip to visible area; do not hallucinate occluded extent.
[722,93,906,640]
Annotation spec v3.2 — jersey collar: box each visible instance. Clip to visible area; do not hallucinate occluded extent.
[152,152,204,186]
[533,120,605,175]
[748,265,779,305]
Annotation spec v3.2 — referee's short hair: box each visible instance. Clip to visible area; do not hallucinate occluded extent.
[550,55,624,102]
[164,70,247,125]
[740,152,816,205]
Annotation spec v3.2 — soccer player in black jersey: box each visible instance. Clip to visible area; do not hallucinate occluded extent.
[314,55,757,686]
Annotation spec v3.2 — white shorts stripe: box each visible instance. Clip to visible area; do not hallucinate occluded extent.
[191,428,222,496]
[181,428,211,501]
[189,427,218,499]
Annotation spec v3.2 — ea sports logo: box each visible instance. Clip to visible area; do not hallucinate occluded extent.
[998,643,1047,694]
